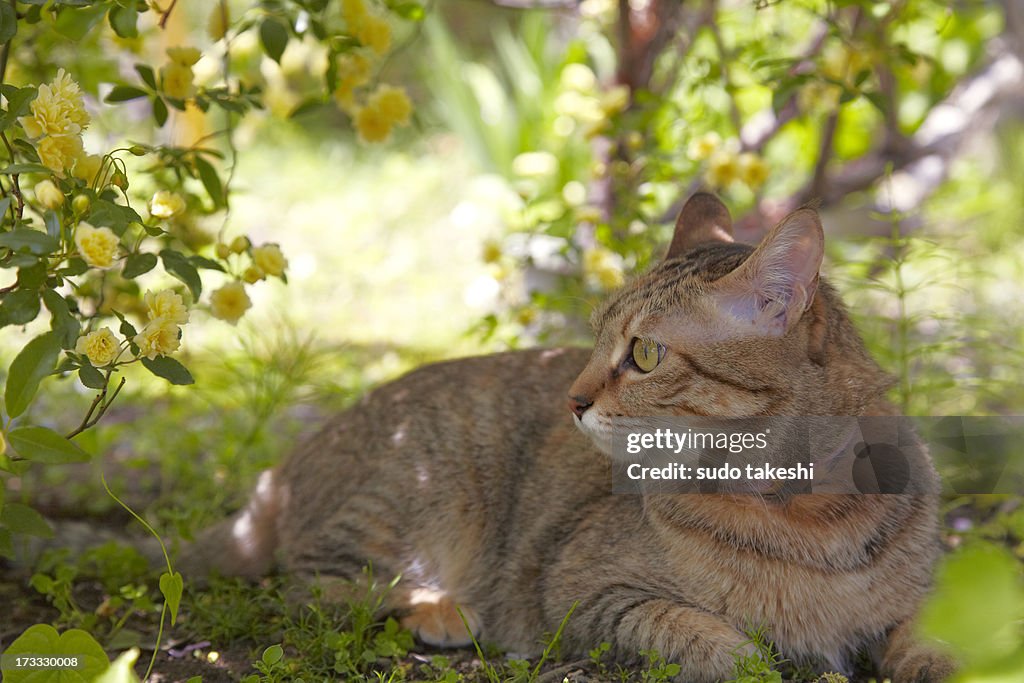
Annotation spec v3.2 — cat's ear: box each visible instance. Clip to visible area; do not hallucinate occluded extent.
[664,192,734,260]
[712,207,824,336]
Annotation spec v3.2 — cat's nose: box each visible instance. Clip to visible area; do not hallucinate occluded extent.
[568,395,593,419]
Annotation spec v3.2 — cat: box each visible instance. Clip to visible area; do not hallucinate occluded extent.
[182,193,954,682]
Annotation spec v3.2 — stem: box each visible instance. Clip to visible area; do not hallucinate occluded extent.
[0,0,14,84]
[1,132,25,219]
[65,375,126,439]
[158,0,179,30]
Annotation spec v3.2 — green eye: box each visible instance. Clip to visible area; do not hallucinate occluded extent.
[631,338,664,373]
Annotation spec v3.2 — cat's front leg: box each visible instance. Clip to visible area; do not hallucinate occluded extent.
[880,619,956,683]
[572,596,753,683]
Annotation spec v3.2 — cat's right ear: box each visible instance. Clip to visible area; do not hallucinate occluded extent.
[664,192,734,260]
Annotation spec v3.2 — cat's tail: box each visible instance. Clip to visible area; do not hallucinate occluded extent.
[176,468,284,580]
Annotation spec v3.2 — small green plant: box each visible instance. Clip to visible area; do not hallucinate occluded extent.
[242,644,290,683]
[817,673,850,683]
[724,624,784,683]
[637,649,682,683]
[589,641,611,676]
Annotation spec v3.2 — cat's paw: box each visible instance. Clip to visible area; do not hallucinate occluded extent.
[884,646,956,683]
[401,596,480,648]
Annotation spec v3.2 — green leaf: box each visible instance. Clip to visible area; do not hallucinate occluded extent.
[112,310,138,339]
[920,543,1024,665]
[262,644,284,667]
[108,5,138,38]
[2,624,109,682]
[0,527,12,558]
[193,156,225,208]
[0,289,41,327]
[135,64,157,90]
[106,85,149,103]
[58,257,88,276]
[152,96,168,127]
[0,162,50,174]
[159,571,184,625]
[1,502,54,538]
[87,199,142,235]
[78,363,106,390]
[122,252,158,278]
[44,210,61,238]
[17,261,47,289]
[0,228,59,254]
[7,426,91,464]
[4,332,60,418]
[141,356,194,385]
[260,18,289,64]
[189,255,225,272]
[92,648,141,683]
[392,2,425,21]
[159,249,202,299]
[42,290,81,349]
[0,87,38,132]
[0,2,17,45]
[53,2,109,41]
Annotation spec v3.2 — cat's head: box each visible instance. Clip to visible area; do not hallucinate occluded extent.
[569,192,893,455]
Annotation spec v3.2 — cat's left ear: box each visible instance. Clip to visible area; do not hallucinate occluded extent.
[664,192,734,260]
[712,207,824,336]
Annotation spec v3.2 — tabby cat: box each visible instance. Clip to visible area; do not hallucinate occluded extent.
[185,193,953,682]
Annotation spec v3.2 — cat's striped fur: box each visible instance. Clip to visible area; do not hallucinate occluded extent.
[184,193,953,682]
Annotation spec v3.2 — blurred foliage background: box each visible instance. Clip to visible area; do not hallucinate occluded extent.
[2,0,1024,681]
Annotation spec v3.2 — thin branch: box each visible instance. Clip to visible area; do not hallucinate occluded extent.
[66,376,127,440]
[807,110,839,200]
[1,132,24,219]
[158,0,179,30]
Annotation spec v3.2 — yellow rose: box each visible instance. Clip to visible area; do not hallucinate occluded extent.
[210,281,252,324]
[738,153,770,190]
[72,153,103,184]
[369,84,412,127]
[251,244,288,277]
[149,190,186,218]
[160,62,194,99]
[582,247,624,290]
[18,68,90,138]
[34,179,64,210]
[342,0,369,29]
[687,132,721,161]
[74,223,119,268]
[145,289,189,325]
[167,46,202,67]
[134,318,182,359]
[39,134,84,176]
[75,327,121,367]
[208,4,230,41]
[354,104,393,143]
[357,15,391,56]
[704,150,741,188]
[243,265,265,283]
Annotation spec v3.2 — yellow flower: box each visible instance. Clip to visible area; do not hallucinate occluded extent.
[704,150,741,188]
[687,132,721,161]
[333,52,373,110]
[160,62,194,99]
[357,15,391,56]
[342,0,369,29]
[39,134,84,176]
[210,281,252,324]
[75,327,121,367]
[74,223,119,268]
[601,85,630,115]
[482,239,502,264]
[145,289,189,325]
[582,247,624,290]
[243,265,265,283]
[368,84,411,126]
[18,68,90,139]
[149,190,186,218]
[738,153,770,190]
[35,179,64,210]
[134,318,181,359]
[251,243,288,277]
[230,236,250,253]
[167,46,202,67]
[208,4,230,41]
[354,104,394,143]
[72,153,103,184]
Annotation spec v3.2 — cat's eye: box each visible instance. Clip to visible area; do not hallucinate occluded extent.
[631,338,665,373]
